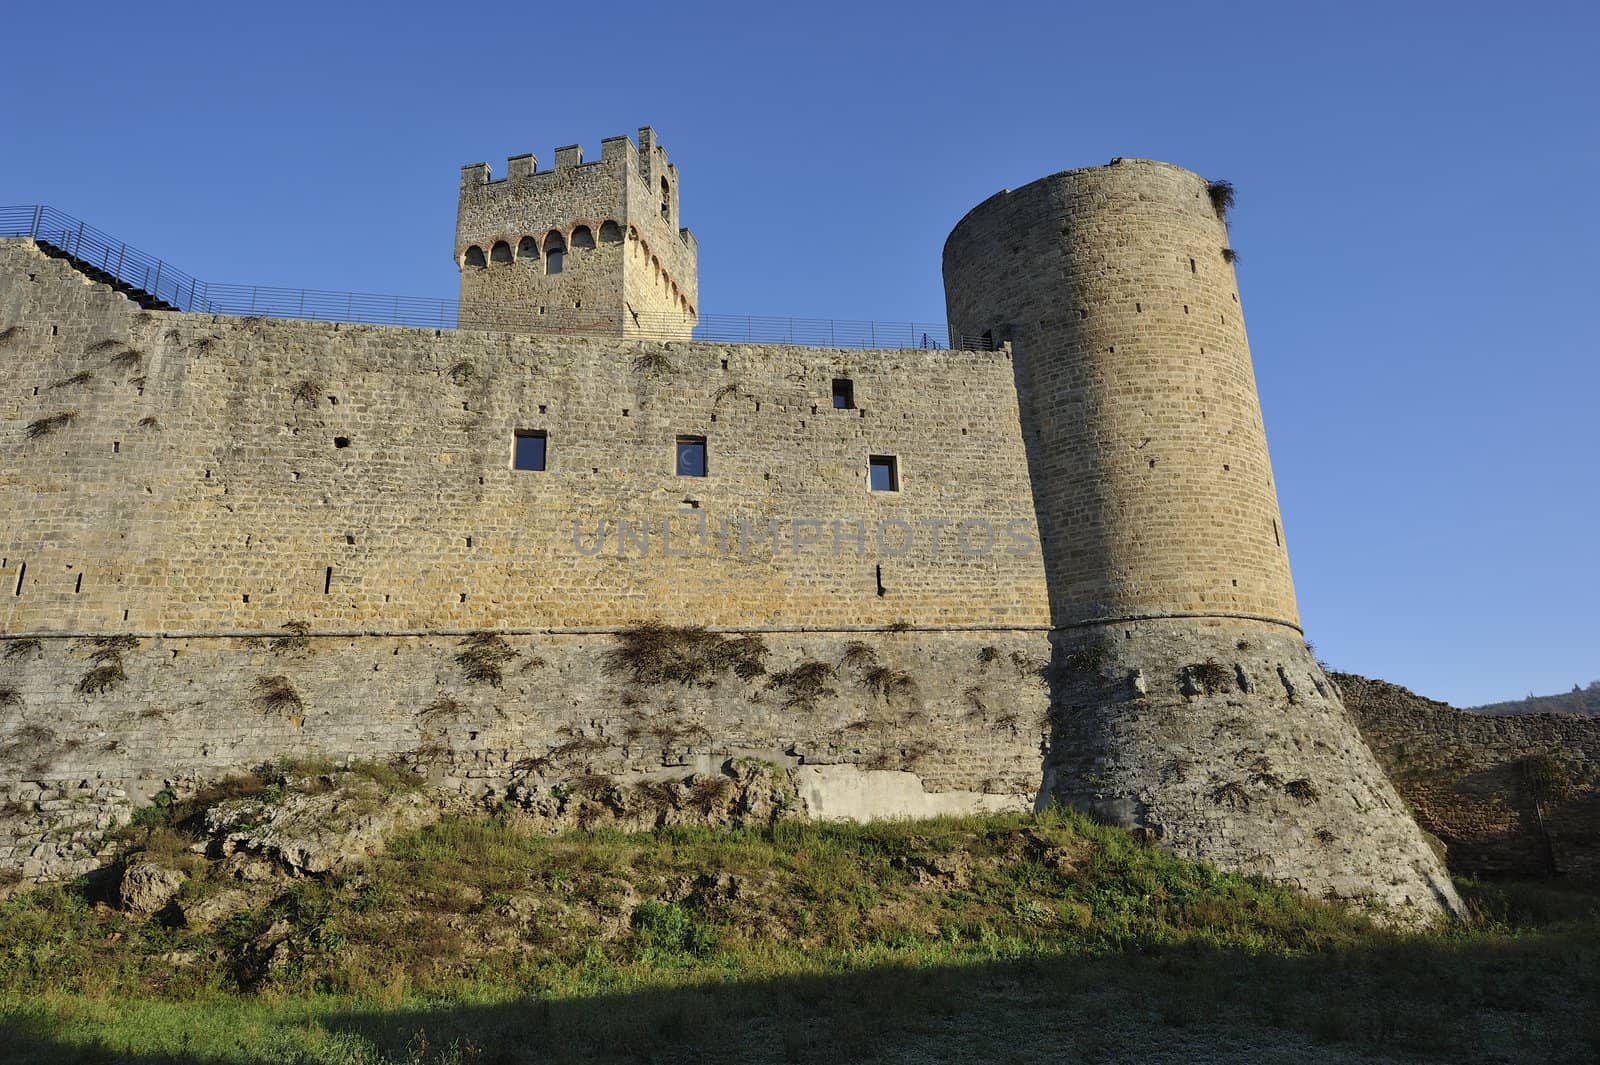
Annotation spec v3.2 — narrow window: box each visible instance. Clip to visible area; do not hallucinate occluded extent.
[571,225,595,250]
[324,566,333,594]
[517,236,540,261]
[868,455,899,492]
[676,435,707,477]
[831,378,855,409]
[544,232,566,274]
[490,240,513,264]
[463,245,487,269]
[513,430,548,471]
[660,177,671,221]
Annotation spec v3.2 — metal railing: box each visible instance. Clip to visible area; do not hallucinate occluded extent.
[0,205,1000,350]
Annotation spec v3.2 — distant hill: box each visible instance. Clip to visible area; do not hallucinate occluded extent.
[1470,680,1600,716]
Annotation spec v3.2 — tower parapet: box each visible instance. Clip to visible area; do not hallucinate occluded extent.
[943,159,1464,921]
[454,126,697,339]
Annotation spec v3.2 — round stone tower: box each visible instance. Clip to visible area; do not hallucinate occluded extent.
[944,159,1462,922]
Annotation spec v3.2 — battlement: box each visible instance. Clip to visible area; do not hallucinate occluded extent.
[458,127,680,189]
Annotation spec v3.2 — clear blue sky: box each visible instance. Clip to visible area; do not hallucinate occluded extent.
[2,1,1595,706]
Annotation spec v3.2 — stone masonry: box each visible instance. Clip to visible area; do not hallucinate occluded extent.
[0,136,1477,922]
[456,128,697,340]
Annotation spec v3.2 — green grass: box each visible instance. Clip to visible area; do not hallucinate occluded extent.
[1,809,1596,1063]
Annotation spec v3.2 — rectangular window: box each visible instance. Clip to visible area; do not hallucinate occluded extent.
[868,454,899,492]
[832,378,855,409]
[676,435,707,477]
[512,430,547,471]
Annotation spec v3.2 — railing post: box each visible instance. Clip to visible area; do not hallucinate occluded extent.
[29,206,41,239]
[73,219,84,256]
[114,243,125,279]
[187,277,197,311]
[152,261,162,300]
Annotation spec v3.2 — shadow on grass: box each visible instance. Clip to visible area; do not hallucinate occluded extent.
[6,928,1598,1065]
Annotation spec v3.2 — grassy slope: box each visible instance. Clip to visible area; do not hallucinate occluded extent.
[1,809,1597,1064]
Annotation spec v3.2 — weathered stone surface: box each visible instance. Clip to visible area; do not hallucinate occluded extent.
[204,779,438,876]
[1048,620,1465,923]
[177,887,256,929]
[0,630,1050,883]
[1341,674,1600,880]
[117,855,186,914]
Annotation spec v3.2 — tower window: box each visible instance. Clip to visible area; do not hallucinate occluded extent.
[463,245,487,269]
[512,430,547,471]
[544,232,566,274]
[599,220,623,243]
[831,378,855,409]
[675,436,707,477]
[571,225,595,250]
[661,177,671,221]
[868,455,899,492]
[490,240,513,264]
[517,236,540,260]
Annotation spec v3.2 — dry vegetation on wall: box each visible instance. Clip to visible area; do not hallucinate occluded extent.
[0,777,1595,1065]
[602,622,768,688]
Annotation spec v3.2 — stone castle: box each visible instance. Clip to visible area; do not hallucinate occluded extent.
[0,127,1464,921]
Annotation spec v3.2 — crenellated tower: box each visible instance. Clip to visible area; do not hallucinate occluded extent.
[944,159,1464,921]
[455,126,698,340]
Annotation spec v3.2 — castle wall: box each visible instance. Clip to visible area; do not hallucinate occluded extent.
[1339,674,1600,881]
[1048,621,1461,916]
[0,239,1047,635]
[0,235,1060,883]
[0,629,1052,883]
[943,159,1297,628]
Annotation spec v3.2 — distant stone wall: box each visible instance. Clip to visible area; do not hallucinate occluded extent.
[0,629,1051,883]
[1340,674,1600,880]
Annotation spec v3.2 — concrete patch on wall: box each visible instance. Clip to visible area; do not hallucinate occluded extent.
[795,764,1028,822]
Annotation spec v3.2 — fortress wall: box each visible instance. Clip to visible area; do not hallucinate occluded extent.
[0,239,1048,635]
[1339,674,1600,881]
[0,629,1051,883]
[0,237,1051,886]
[1047,620,1460,916]
[944,159,1297,627]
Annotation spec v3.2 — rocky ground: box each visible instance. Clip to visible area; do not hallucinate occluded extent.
[0,761,1594,1063]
